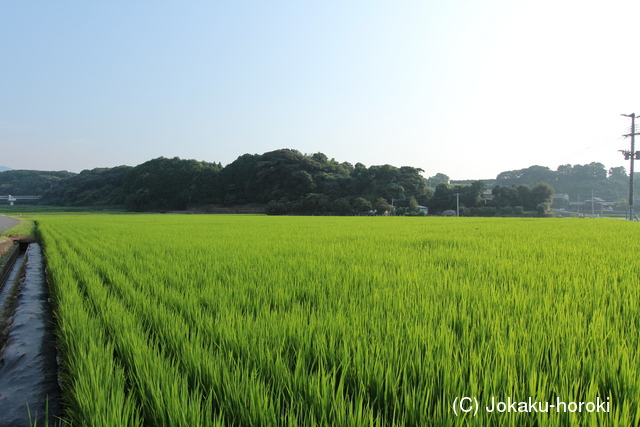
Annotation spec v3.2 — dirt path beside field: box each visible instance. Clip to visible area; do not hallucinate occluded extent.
[0,216,19,235]
[0,216,21,259]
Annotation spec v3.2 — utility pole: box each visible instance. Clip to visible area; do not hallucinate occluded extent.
[456,193,460,217]
[620,113,640,220]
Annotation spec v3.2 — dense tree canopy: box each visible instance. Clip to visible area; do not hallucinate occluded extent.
[218,153,260,205]
[428,173,449,187]
[0,170,74,196]
[123,157,222,211]
[426,181,487,215]
[1,150,633,215]
[7,150,428,214]
[40,166,132,206]
[496,162,630,203]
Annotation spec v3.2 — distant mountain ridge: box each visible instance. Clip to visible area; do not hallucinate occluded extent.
[0,166,12,172]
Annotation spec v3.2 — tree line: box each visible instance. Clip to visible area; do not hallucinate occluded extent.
[1,149,429,214]
[0,149,633,215]
[493,163,630,203]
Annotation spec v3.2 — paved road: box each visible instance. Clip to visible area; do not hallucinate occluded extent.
[0,215,20,234]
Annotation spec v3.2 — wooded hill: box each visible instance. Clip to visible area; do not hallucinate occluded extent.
[0,149,634,214]
[1,149,428,213]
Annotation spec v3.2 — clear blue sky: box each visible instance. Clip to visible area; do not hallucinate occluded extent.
[2,1,640,180]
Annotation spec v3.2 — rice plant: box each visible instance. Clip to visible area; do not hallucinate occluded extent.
[35,215,640,426]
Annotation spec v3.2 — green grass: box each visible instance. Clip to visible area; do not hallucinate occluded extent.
[0,205,127,215]
[35,215,640,426]
[1,218,36,238]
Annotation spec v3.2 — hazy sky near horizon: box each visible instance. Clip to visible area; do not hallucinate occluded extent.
[2,1,640,180]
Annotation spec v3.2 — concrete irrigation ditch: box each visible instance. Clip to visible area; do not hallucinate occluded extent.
[0,241,61,427]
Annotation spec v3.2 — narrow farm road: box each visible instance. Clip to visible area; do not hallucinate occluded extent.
[0,216,19,234]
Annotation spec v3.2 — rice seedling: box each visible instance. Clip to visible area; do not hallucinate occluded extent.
[35,215,640,426]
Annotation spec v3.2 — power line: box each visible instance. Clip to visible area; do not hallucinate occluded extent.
[427,188,484,201]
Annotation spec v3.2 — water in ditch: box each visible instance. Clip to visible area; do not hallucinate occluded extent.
[0,244,61,427]
[0,251,26,311]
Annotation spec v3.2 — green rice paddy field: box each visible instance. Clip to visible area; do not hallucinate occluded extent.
[35,215,639,426]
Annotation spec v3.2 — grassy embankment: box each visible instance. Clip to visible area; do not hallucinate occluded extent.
[0,218,36,266]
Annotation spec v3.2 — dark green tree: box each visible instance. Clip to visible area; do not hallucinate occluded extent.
[373,197,391,215]
[459,181,486,208]
[608,166,627,180]
[39,166,131,206]
[123,157,221,211]
[331,198,353,215]
[255,149,321,202]
[517,185,534,210]
[0,170,75,196]
[427,182,455,213]
[219,153,261,204]
[297,193,330,214]
[531,182,555,212]
[352,197,372,214]
[399,166,427,196]
[408,196,419,213]
[428,173,449,187]
[491,184,520,209]
[497,165,555,187]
